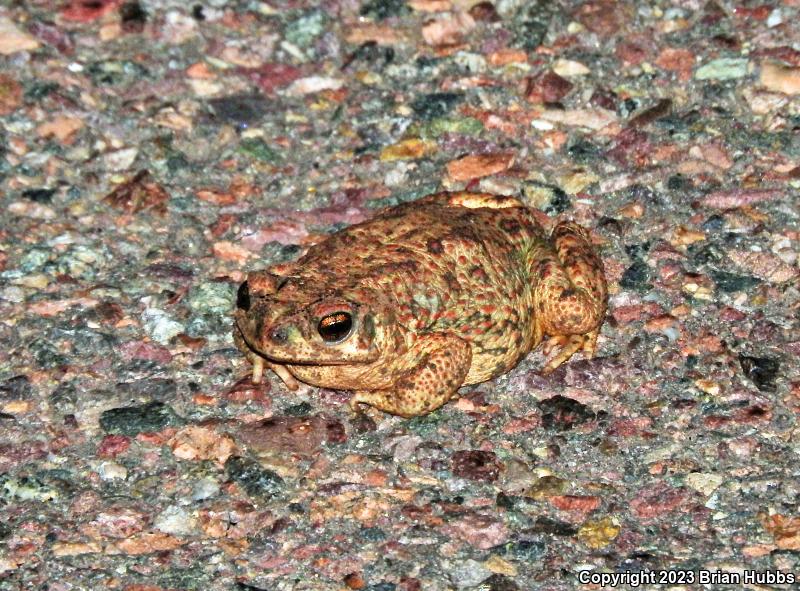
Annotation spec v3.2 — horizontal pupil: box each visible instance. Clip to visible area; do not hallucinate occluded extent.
[320,313,348,328]
[319,312,352,342]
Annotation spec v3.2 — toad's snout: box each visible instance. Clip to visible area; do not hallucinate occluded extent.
[269,325,290,344]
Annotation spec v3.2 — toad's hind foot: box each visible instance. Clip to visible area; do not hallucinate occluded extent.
[541,329,600,375]
[533,220,607,374]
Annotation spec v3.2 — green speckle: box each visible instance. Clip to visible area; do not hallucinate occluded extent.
[360,0,409,20]
[284,9,327,48]
[51,245,108,280]
[711,270,761,293]
[411,92,464,121]
[284,401,312,416]
[238,138,281,163]
[421,116,483,138]
[1,474,59,502]
[619,260,652,291]
[187,282,236,315]
[695,58,749,81]
[18,248,52,273]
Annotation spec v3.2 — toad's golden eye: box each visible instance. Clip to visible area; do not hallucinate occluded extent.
[318,312,353,343]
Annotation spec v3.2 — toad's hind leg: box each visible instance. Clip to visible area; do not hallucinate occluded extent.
[349,334,471,418]
[533,221,607,374]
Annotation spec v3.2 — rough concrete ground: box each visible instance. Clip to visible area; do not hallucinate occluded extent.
[0,1,799,590]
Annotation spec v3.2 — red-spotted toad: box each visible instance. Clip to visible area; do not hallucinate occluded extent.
[234,192,607,417]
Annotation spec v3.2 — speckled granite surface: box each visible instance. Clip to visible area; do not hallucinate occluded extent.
[1,1,799,589]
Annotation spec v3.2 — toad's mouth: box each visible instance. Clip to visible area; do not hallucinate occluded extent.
[235,320,367,370]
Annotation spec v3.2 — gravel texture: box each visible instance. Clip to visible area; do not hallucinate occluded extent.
[1,1,800,590]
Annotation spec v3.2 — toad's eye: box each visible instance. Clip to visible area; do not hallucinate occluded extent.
[317,312,353,343]
[236,281,250,311]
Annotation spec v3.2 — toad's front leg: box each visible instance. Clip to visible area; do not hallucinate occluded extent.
[349,333,471,418]
[233,321,301,389]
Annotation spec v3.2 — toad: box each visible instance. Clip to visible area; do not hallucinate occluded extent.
[234,192,607,417]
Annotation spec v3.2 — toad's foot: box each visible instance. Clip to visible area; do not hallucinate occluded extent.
[533,220,607,372]
[233,321,300,390]
[541,329,600,375]
[349,333,471,418]
[244,349,300,390]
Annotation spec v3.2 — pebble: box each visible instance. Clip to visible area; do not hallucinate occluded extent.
[225,455,284,499]
[537,395,597,430]
[154,505,197,536]
[0,475,58,501]
[552,59,590,77]
[446,152,515,182]
[472,574,520,591]
[104,147,139,171]
[630,482,691,521]
[0,74,22,115]
[694,57,749,80]
[8,200,56,220]
[187,282,235,314]
[577,516,620,548]
[140,308,185,344]
[236,414,347,460]
[54,245,108,280]
[685,472,724,496]
[0,16,40,54]
[449,559,492,589]
[411,92,464,121]
[102,170,169,215]
[760,514,800,551]
[451,450,502,482]
[36,115,84,143]
[759,61,800,95]
[100,401,185,436]
[726,249,797,283]
[739,355,780,392]
[169,425,237,465]
[239,138,281,163]
[421,12,475,46]
[286,76,344,96]
[710,270,761,293]
[97,460,128,481]
[444,512,510,549]
[97,434,131,458]
[191,477,221,501]
[284,9,327,48]
[523,71,573,104]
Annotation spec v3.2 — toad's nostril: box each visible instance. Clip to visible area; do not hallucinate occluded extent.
[270,326,289,344]
[237,281,250,311]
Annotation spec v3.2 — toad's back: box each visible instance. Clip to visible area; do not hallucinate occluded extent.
[291,192,552,383]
